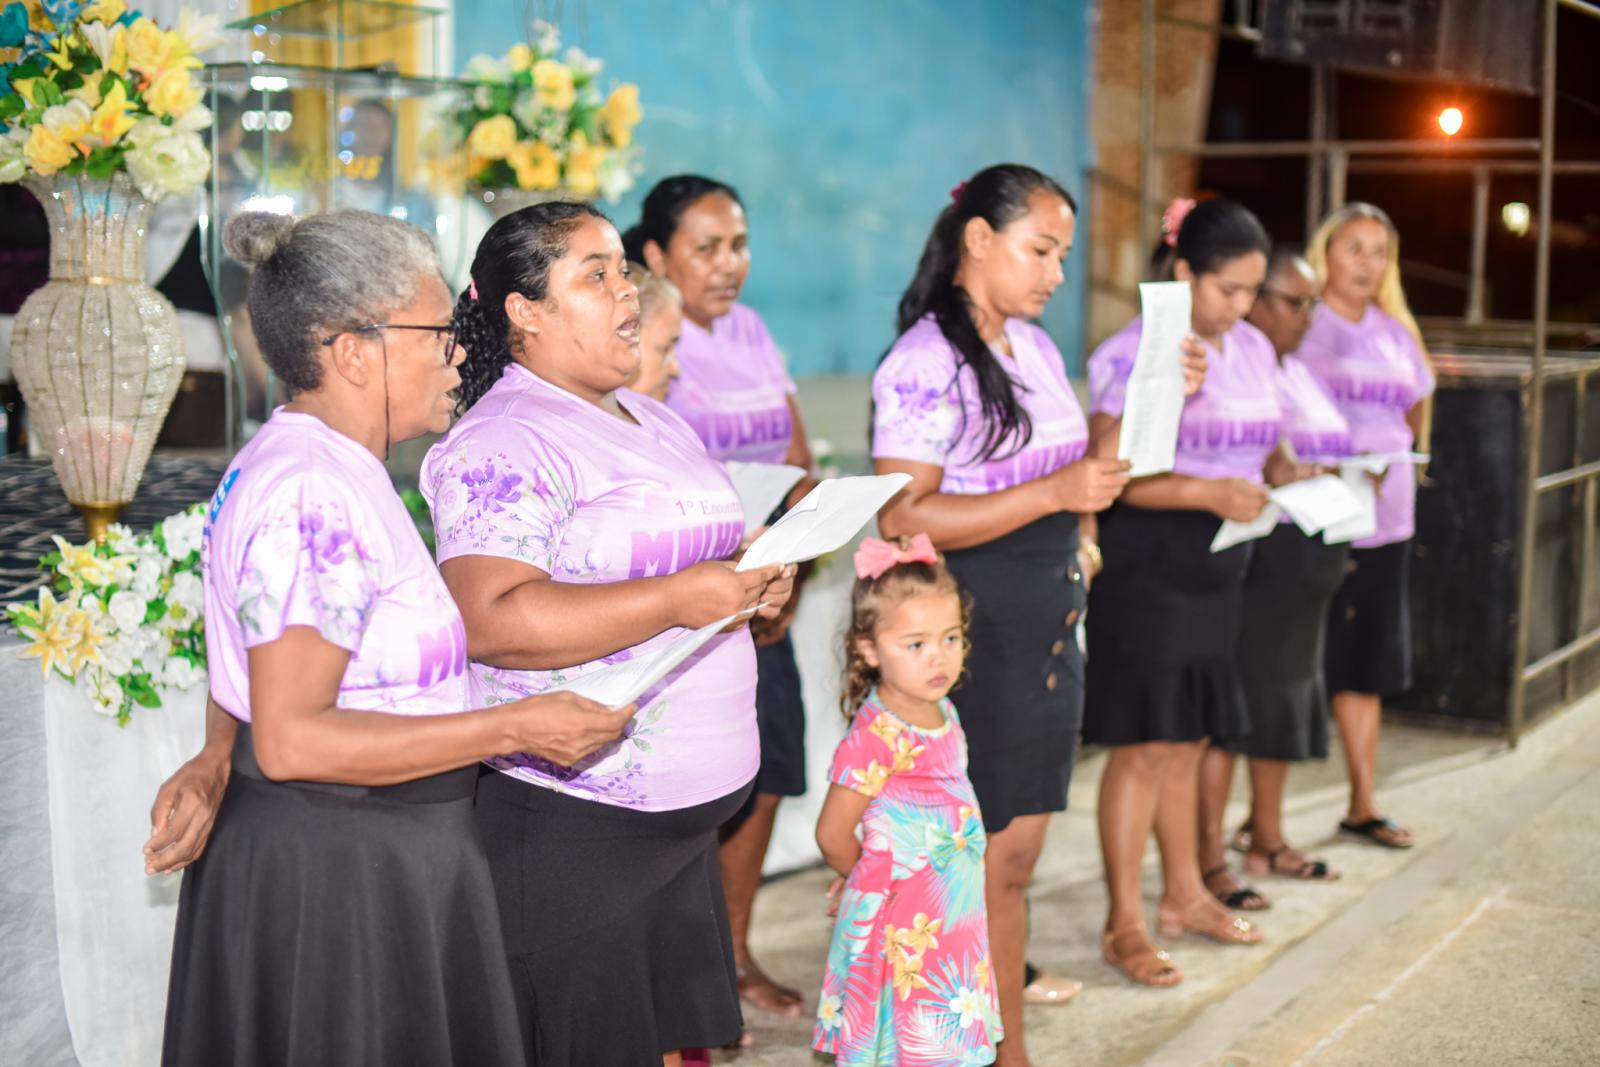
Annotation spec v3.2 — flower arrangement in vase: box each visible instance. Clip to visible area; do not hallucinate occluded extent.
[6,504,207,725]
[449,21,641,211]
[0,0,223,538]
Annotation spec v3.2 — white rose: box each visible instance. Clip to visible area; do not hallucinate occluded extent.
[162,509,205,561]
[168,570,204,617]
[97,635,137,676]
[171,104,213,135]
[125,128,209,201]
[161,656,204,691]
[131,555,163,596]
[41,99,93,137]
[463,53,511,83]
[0,128,27,184]
[107,589,149,634]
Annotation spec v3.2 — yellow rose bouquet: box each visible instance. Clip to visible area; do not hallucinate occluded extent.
[451,21,641,201]
[0,0,223,199]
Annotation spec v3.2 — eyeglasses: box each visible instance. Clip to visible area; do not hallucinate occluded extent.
[322,323,463,366]
[1261,288,1318,316]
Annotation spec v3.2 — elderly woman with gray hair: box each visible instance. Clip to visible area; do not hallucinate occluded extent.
[150,208,634,1065]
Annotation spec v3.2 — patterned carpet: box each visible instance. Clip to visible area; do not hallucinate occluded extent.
[0,453,226,603]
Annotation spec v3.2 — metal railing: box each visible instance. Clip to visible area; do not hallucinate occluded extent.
[1132,0,1600,744]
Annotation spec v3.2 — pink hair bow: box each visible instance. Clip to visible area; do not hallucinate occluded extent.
[1161,197,1197,247]
[854,533,938,580]
[468,278,480,302]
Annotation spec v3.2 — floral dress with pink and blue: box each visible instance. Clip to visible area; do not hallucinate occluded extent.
[813,691,1001,1067]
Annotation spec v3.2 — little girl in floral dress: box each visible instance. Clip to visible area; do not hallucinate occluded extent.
[813,534,1001,1067]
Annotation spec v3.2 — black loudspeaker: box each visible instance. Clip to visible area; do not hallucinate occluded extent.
[1260,0,1543,93]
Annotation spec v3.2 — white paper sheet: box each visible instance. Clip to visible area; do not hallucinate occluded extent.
[1117,281,1192,477]
[724,461,807,534]
[1340,451,1431,475]
[1321,467,1379,544]
[1211,504,1283,552]
[542,609,755,707]
[736,473,912,572]
[1269,475,1367,536]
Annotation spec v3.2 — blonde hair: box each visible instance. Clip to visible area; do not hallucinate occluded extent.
[628,261,682,323]
[840,543,970,719]
[1306,203,1433,460]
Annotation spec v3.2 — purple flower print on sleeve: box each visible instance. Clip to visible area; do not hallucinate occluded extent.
[234,473,380,652]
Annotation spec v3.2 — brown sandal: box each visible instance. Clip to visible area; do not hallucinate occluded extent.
[1156,899,1264,945]
[1102,925,1183,986]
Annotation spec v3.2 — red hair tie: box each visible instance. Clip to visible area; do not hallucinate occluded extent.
[949,180,969,205]
[1161,197,1197,248]
[854,533,939,580]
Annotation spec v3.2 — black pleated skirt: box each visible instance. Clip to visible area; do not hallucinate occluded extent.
[1325,540,1414,696]
[1222,524,1350,761]
[162,724,523,1067]
[475,770,752,1065]
[1084,505,1252,746]
[944,510,1086,834]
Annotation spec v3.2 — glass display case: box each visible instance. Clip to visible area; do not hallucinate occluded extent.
[197,1,482,445]
[229,0,449,77]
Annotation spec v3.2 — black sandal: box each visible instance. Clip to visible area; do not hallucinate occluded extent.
[1246,845,1341,881]
[1339,816,1415,849]
[1203,864,1271,911]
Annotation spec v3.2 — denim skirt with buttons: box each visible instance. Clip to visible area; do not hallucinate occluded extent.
[943,510,1085,834]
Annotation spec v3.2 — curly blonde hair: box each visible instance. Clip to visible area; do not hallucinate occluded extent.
[840,542,970,719]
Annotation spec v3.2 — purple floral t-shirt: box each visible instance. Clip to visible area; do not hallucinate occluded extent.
[202,410,470,722]
[872,315,1089,494]
[1089,317,1283,482]
[667,302,798,464]
[421,364,757,811]
[1294,304,1435,548]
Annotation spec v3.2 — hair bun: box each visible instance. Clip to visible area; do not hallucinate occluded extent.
[223,211,297,268]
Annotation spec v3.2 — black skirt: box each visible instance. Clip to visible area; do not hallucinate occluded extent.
[1325,540,1414,696]
[475,770,752,1064]
[944,510,1085,835]
[1084,505,1252,746]
[162,724,523,1067]
[751,633,807,797]
[1222,524,1350,761]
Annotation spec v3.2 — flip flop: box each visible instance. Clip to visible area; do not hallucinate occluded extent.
[1339,816,1415,849]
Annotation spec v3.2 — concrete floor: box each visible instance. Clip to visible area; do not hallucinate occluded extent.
[717,694,1600,1066]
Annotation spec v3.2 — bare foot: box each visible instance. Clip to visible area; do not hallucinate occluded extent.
[737,959,804,1018]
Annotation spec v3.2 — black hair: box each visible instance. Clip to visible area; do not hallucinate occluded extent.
[1148,198,1271,281]
[452,200,608,413]
[619,174,743,264]
[891,163,1076,462]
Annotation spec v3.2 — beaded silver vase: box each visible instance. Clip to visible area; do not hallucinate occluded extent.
[11,173,187,541]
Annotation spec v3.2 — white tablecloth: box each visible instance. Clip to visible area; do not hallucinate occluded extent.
[0,639,205,1067]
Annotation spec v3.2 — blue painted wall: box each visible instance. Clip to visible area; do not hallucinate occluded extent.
[456,1,1097,376]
